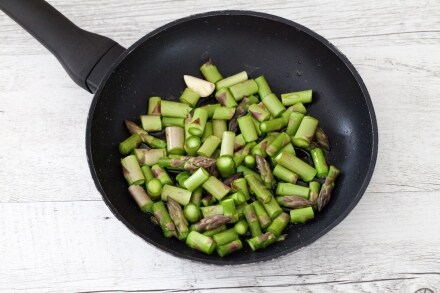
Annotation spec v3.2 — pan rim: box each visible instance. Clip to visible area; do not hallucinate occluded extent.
[85,10,378,265]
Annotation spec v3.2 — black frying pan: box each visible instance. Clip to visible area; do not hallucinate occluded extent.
[0,0,378,264]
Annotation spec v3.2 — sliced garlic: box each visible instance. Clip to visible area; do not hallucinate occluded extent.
[184,75,215,97]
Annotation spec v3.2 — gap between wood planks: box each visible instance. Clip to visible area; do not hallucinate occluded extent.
[329,30,440,40]
[76,276,423,292]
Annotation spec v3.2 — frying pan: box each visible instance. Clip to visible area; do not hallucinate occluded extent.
[0,0,378,264]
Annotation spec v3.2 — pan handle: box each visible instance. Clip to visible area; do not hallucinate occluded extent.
[0,0,125,93]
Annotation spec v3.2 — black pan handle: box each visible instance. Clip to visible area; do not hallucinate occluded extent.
[0,0,125,93]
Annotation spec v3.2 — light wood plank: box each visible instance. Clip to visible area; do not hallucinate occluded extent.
[0,191,439,292]
[1,0,439,55]
[0,0,439,292]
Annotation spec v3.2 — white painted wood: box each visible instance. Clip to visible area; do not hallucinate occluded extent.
[0,0,439,292]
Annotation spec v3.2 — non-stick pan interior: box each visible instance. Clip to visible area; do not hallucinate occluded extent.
[87,11,377,264]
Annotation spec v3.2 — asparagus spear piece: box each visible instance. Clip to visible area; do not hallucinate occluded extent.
[243,204,262,237]
[212,119,227,139]
[315,127,330,151]
[193,215,231,232]
[167,197,189,240]
[248,103,270,122]
[229,97,254,132]
[285,112,304,136]
[220,131,235,157]
[221,198,238,223]
[237,166,263,182]
[151,164,173,185]
[197,135,221,157]
[146,178,162,200]
[141,165,154,183]
[281,106,294,125]
[217,239,243,257]
[190,186,204,206]
[317,165,341,211]
[290,207,314,224]
[247,95,260,104]
[201,204,224,217]
[162,117,185,128]
[234,219,249,235]
[222,191,247,205]
[176,172,190,187]
[289,102,307,114]
[260,118,286,133]
[184,136,201,156]
[251,136,275,158]
[252,201,272,229]
[179,87,200,107]
[309,181,321,205]
[202,176,231,201]
[121,155,145,185]
[276,142,296,157]
[161,184,192,206]
[200,59,223,83]
[203,225,227,237]
[244,155,256,170]
[266,132,291,157]
[273,164,299,184]
[255,155,274,189]
[236,203,247,219]
[212,107,236,120]
[188,108,208,137]
[231,178,250,201]
[292,116,319,148]
[159,154,217,173]
[245,174,272,204]
[311,148,329,178]
[152,201,177,238]
[186,231,216,254]
[201,192,216,207]
[229,79,259,101]
[222,173,243,187]
[201,121,213,143]
[134,148,167,166]
[251,116,263,137]
[281,90,312,106]
[184,203,202,223]
[267,212,290,237]
[255,75,272,99]
[128,185,153,212]
[213,228,239,246]
[148,96,161,116]
[161,100,191,118]
[275,152,317,182]
[234,133,246,151]
[165,126,185,155]
[262,93,286,118]
[276,183,310,198]
[140,115,162,132]
[215,88,238,107]
[247,232,277,251]
[216,156,236,178]
[277,195,313,209]
[125,120,167,149]
[233,142,257,166]
[119,134,142,155]
[237,114,258,142]
[216,71,248,90]
[183,167,210,192]
[262,196,283,219]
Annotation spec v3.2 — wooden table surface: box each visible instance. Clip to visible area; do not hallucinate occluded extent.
[1,0,439,292]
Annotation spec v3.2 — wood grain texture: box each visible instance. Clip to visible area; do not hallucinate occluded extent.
[0,0,440,292]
